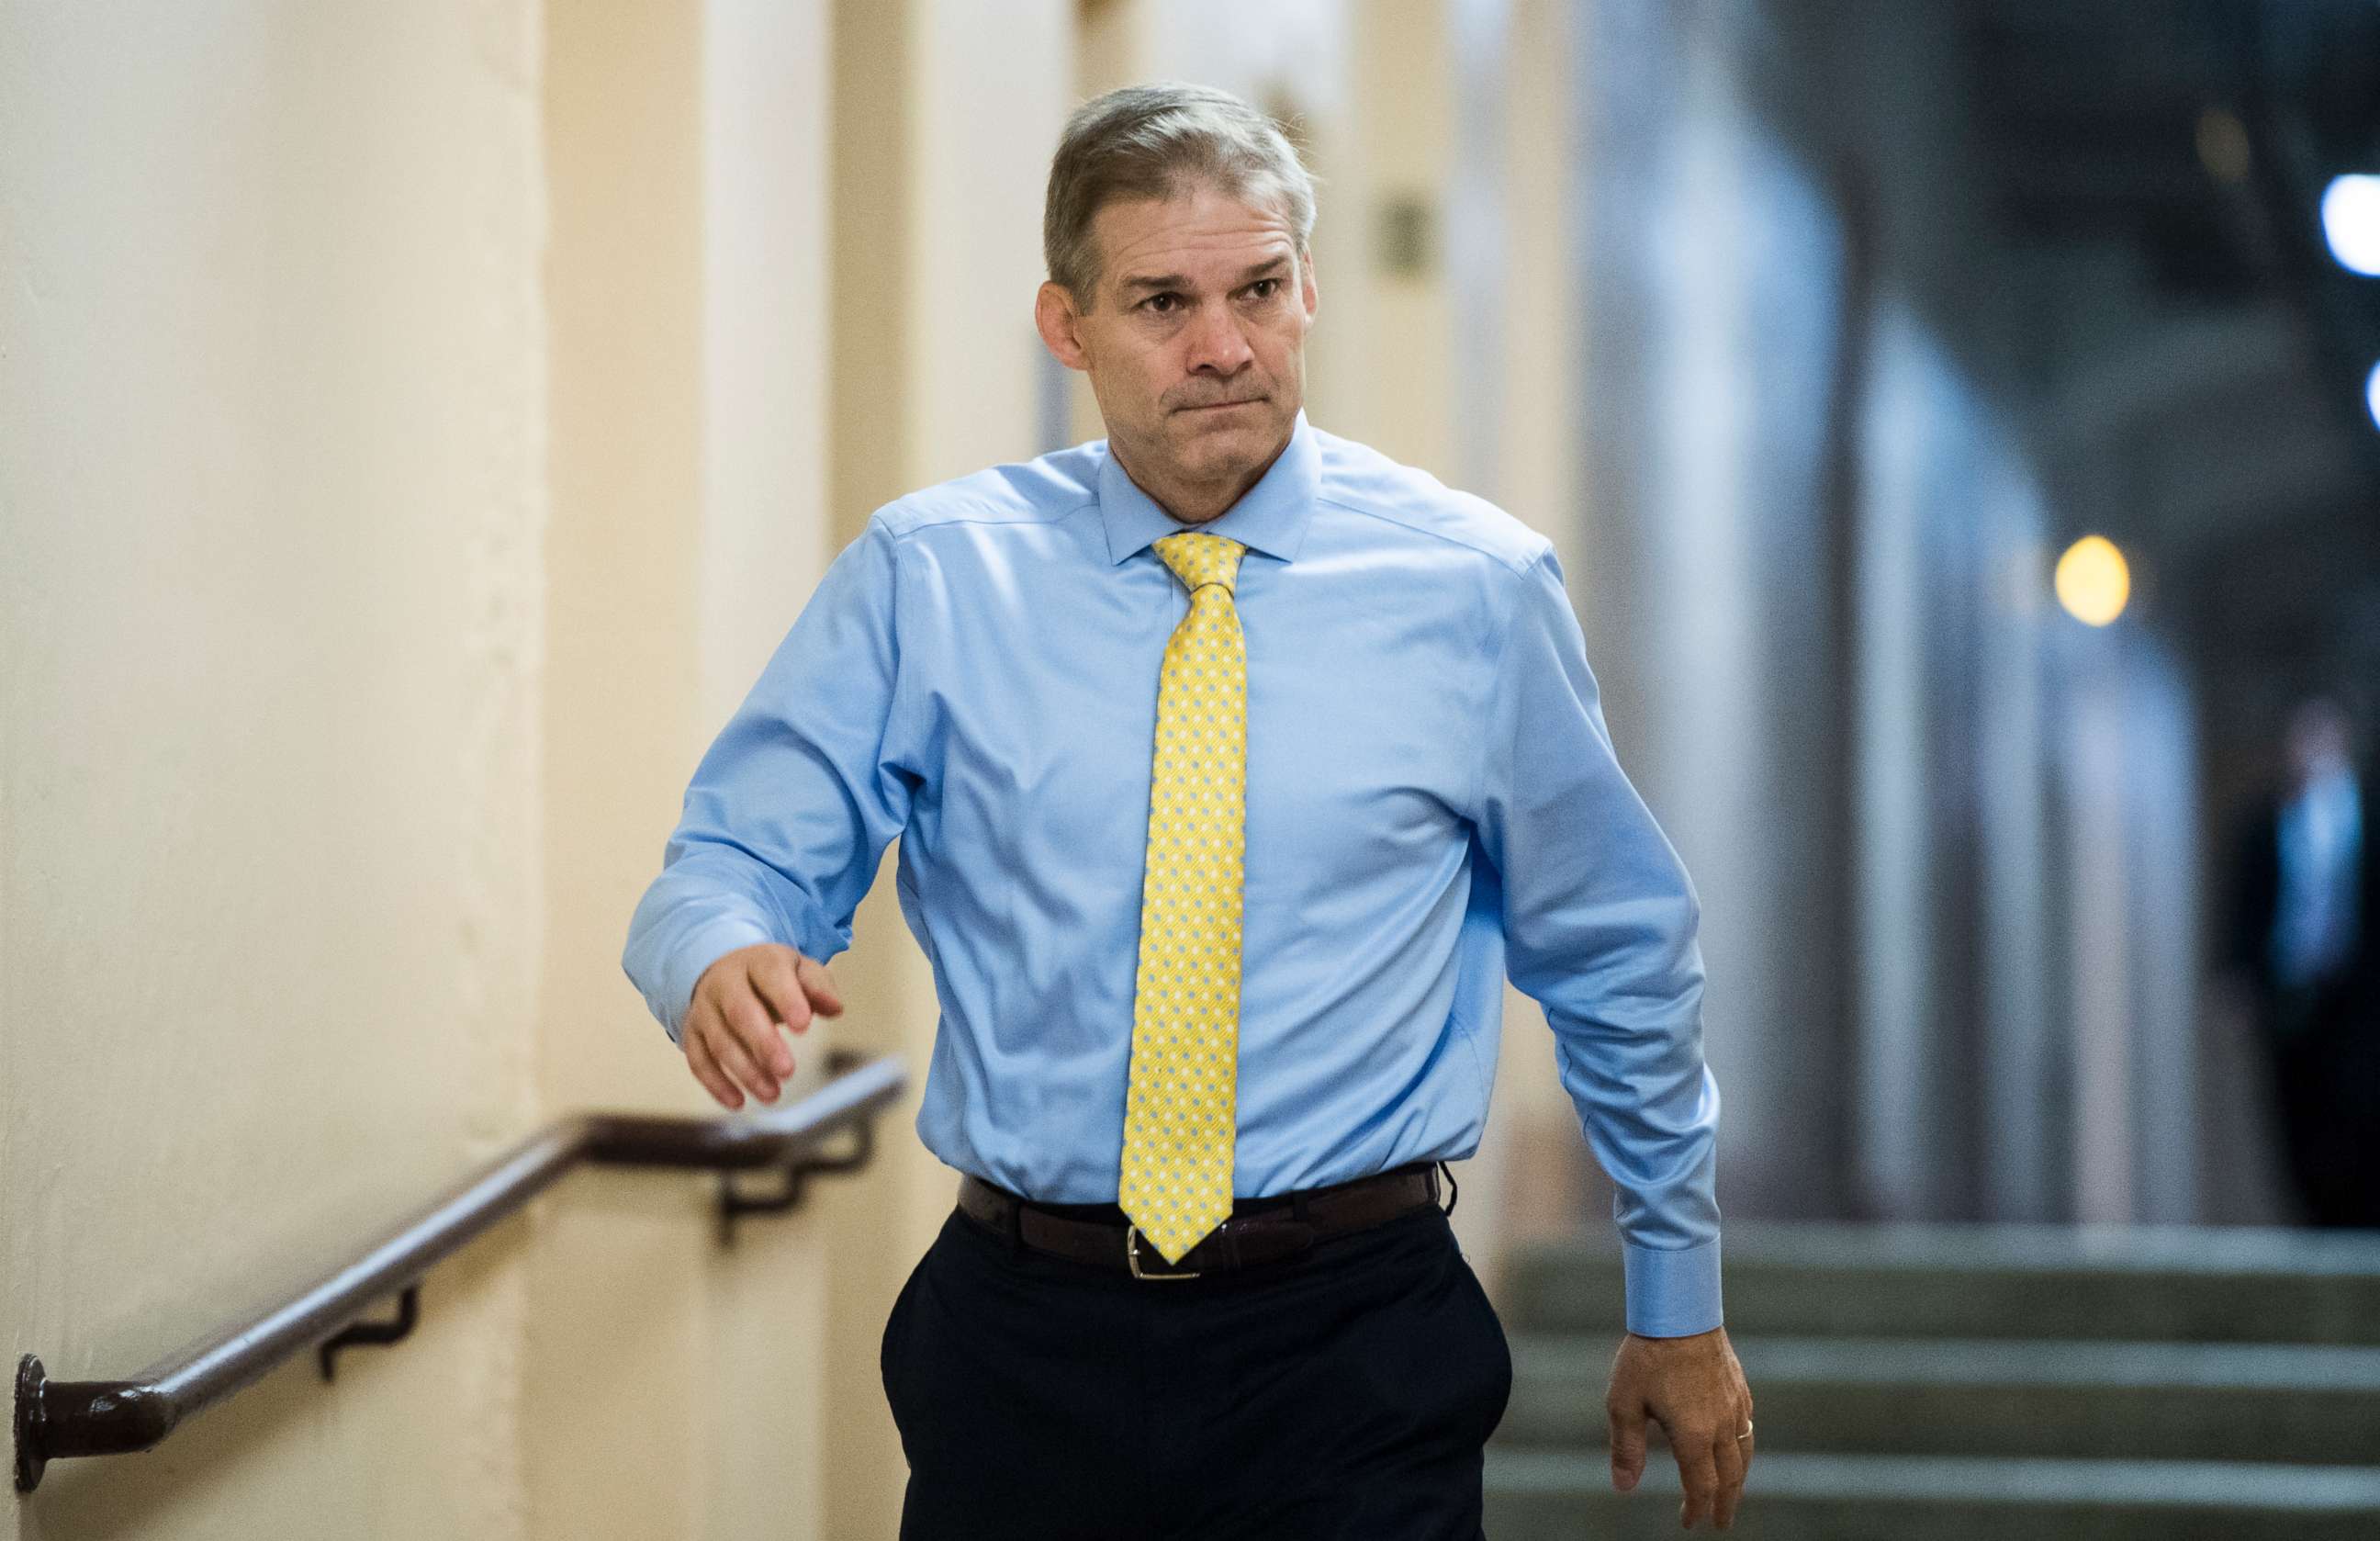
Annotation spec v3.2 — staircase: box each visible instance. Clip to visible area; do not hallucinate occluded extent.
[1482,1220,2380,1539]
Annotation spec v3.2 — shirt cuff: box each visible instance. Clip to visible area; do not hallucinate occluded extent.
[656,914,779,1047]
[1622,1233,1723,1337]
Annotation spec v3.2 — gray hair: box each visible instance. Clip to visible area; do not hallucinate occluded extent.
[1043,82,1318,309]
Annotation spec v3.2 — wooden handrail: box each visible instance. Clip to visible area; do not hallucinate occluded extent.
[14,1052,905,1492]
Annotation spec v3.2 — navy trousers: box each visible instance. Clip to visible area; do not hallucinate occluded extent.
[879,1185,1514,1539]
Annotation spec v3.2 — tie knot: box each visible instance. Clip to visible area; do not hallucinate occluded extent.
[1152,531,1247,597]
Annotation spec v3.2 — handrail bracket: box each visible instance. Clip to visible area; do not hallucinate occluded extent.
[316,1284,421,1383]
[716,1120,875,1246]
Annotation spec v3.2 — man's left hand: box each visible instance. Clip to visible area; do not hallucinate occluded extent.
[1606,1323,1754,1529]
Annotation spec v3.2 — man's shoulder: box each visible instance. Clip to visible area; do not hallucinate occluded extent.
[1309,424,1552,575]
[872,440,1103,539]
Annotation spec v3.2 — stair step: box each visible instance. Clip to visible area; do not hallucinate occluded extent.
[1502,1221,2380,1344]
[1496,1333,2380,1464]
[1483,1448,2380,1540]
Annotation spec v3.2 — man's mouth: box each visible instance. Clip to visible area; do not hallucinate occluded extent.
[1183,399,1260,412]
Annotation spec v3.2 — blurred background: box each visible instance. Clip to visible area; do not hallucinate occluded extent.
[6,1,2378,1537]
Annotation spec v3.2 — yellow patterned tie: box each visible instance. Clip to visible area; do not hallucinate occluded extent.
[1118,531,1250,1265]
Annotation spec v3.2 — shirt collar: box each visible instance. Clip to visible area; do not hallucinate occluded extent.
[1097,408,1319,567]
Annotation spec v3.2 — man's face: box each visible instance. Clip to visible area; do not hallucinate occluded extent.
[1036,181,1319,505]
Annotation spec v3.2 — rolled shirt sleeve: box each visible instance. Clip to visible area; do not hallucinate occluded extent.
[1472,544,1723,1337]
[622,515,915,1046]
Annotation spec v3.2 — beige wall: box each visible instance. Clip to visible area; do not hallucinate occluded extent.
[533,0,843,1537]
[536,0,851,1532]
[1343,1,1456,471]
[3,4,547,1537]
[4,2,850,1536]
[534,5,707,1533]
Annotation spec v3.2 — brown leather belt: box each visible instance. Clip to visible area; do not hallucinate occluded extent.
[955,1161,1447,1279]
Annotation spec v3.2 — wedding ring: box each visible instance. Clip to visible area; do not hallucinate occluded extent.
[1735,1422,1754,1441]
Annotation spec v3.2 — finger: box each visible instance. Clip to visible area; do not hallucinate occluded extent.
[745,952,814,1047]
[683,1026,743,1110]
[704,1000,780,1109]
[1712,1423,1747,1528]
[684,993,736,1090]
[797,953,845,1018]
[1674,1433,1719,1529]
[1608,1400,1649,1494]
[723,982,791,1096]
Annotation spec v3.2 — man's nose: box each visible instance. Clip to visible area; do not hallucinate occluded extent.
[1184,302,1254,374]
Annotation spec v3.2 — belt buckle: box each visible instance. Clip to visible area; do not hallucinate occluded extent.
[1126,1223,1202,1280]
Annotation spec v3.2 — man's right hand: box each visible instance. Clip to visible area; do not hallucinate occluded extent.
[681,943,845,1109]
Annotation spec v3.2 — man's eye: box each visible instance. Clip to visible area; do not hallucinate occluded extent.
[1248,278,1280,299]
[1142,293,1178,314]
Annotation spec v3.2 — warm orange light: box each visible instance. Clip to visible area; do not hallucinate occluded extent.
[2055,535,2130,626]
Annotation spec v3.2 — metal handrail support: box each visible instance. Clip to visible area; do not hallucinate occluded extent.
[14,1052,905,1492]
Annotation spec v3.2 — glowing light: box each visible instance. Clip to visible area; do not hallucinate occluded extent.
[2055,535,2130,627]
[2195,107,2250,186]
[2322,175,2380,276]
[2368,359,2380,432]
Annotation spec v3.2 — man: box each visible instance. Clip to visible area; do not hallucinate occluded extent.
[623,81,1752,1535]
[2221,693,2379,1228]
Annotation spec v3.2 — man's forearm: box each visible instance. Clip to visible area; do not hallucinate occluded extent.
[623,844,842,1045]
[1549,993,1724,1337]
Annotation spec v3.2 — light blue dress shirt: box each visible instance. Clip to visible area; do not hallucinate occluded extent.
[623,410,1724,1335]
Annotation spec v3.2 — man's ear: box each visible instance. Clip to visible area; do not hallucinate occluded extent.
[1298,244,1319,326]
[1035,281,1091,371]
